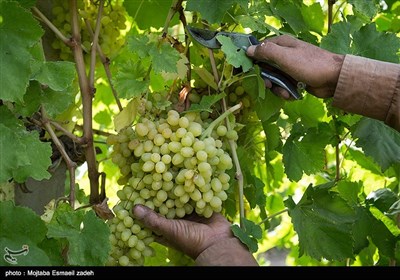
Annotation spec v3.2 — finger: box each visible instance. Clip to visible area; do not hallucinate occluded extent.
[271,86,291,100]
[246,40,285,64]
[266,34,298,47]
[263,78,272,88]
[132,204,174,237]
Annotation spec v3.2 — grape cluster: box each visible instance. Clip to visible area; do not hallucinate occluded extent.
[106,108,235,265]
[51,0,127,61]
[226,84,255,122]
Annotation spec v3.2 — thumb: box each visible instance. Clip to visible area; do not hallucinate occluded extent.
[246,41,280,62]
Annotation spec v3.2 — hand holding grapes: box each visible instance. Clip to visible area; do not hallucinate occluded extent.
[246,35,345,100]
[132,204,258,265]
[132,205,232,259]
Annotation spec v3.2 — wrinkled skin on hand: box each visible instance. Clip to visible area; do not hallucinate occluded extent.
[246,35,345,100]
[132,204,234,259]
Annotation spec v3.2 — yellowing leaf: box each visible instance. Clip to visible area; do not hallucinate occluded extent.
[113,98,139,132]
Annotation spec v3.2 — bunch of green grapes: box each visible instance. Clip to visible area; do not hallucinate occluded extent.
[51,0,127,61]
[226,84,256,122]
[106,107,235,266]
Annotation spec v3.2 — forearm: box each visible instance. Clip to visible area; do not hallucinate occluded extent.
[332,54,400,132]
[195,238,259,266]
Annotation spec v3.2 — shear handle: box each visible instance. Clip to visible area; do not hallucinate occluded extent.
[248,35,301,100]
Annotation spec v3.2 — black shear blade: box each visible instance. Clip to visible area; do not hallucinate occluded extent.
[187,26,258,49]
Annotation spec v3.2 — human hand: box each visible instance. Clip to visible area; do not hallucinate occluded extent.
[246,35,345,100]
[132,204,235,260]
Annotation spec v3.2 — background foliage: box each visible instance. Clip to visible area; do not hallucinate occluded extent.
[0,0,399,266]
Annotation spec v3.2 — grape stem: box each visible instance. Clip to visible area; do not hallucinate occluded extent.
[207,49,246,229]
[200,103,242,140]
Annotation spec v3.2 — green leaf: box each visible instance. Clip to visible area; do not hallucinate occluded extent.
[31,61,76,91]
[285,185,358,261]
[335,180,362,206]
[347,148,384,176]
[186,0,236,24]
[113,60,149,99]
[0,107,52,183]
[348,0,380,18]
[243,170,267,209]
[231,220,260,253]
[352,118,400,172]
[0,1,44,102]
[283,94,326,128]
[47,209,110,266]
[283,123,335,181]
[11,130,52,183]
[193,66,218,90]
[352,23,400,63]
[216,35,253,72]
[123,0,178,29]
[273,0,307,34]
[320,21,357,54]
[113,98,139,132]
[186,93,225,113]
[149,41,181,74]
[301,2,324,34]
[366,188,399,213]
[368,207,399,258]
[0,201,51,265]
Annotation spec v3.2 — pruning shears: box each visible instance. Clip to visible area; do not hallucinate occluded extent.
[186,26,302,100]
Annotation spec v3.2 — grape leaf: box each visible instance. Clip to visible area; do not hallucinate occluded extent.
[231,218,261,253]
[253,91,283,122]
[127,33,150,58]
[347,148,384,176]
[352,23,400,63]
[149,41,180,74]
[47,209,110,266]
[186,93,225,113]
[0,107,52,183]
[368,207,399,258]
[216,35,253,72]
[320,21,358,54]
[301,2,324,34]
[11,130,52,183]
[186,0,236,24]
[335,180,362,206]
[283,123,335,182]
[352,118,400,172]
[366,188,399,213]
[113,60,149,99]
[192,66,218,90]
[31,61,76,91]
[283,94,326,128]
[243,170,267,209]
[348,0,380,18]
[0,1,43,102]
[113,98,139,132]
[272,0,307,34]
[123,0,178,29]
[0,201,51,266]
[285,185,358,261]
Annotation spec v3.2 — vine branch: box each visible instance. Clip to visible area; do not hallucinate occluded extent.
[69,0,100,204]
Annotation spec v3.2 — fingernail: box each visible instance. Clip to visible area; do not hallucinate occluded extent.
[132,204,145,218]
[246,45,255,56]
